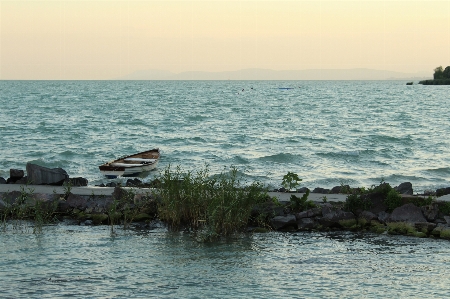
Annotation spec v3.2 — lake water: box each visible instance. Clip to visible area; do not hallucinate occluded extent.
[1,224,450,298]
[1,80,450,297]
[1,80,449,193]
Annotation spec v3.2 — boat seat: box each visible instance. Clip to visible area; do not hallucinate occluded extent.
[124,158,157,163]
[111,163,141,167]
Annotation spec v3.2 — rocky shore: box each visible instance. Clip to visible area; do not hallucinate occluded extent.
[2,164,450,240]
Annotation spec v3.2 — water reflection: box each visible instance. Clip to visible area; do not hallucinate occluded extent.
[1,225,450,298]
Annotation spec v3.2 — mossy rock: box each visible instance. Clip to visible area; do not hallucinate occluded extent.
[75,212,89,221]
[370,225,387,234]
[133,213,152,222]
[339,219,357,228]
[431,226,443,237]
[440,228,450,240]
[413,232,428,238]
[387,222,416,235]
[91,213,108,225]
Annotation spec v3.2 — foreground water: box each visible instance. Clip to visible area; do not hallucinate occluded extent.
[0,80,449,192]
[1,224,449,298]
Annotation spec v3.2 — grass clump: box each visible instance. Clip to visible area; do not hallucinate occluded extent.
[289,191,315,212]
[156,165,269,240]
[387,222,416,236]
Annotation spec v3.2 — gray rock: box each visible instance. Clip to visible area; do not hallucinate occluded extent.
[10,169,24,180]
[444,216,450,225]
[270,214,297,230]
[321,203,333,215]
[330,186,342,194]
[26,163,68,185]
[377,211,390,224]
[14,176,29,184]
[312,187,330,194]
[394,182,413,195]
[421,203,439,222]
[436,187,450,197]
[295,208,322,220]
[319,209,355,227]
[388,203,426,223]
[0,177,6,184]
[414,222,436,233]
[65,193,89,210]
[297,187,310,193]
[359,211,378,221]
[297,218,316,230]
[65,177,88,187]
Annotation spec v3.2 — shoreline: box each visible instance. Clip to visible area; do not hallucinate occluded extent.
[3,184,450,202]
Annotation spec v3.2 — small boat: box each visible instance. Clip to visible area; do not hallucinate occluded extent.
[99,148,161,179]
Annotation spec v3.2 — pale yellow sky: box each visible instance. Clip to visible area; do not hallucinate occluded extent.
[1,0,449,80]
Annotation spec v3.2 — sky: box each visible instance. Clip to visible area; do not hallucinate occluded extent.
[0,0,449,80]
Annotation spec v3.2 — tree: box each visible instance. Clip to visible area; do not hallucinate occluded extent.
[434,66,444,79]
[443,66,450,79]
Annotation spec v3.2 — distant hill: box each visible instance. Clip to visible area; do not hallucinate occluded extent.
[115,68,429,81]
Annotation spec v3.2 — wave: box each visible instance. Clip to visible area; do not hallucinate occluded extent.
[317,150,361,159]
[258,153,302,163]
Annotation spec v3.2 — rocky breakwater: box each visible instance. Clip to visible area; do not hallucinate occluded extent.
[0,185,158,227]
[259,182,450,240]
[0,163,88,187]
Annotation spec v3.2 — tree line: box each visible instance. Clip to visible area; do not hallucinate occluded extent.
[433,66,450,79]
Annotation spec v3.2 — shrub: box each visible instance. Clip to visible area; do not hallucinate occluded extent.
[384,189,402,212]
[289,190,315,212]
[439,202,450,216]
[343,193,372,214]
[282,172,302,191]
[156,165,269,240]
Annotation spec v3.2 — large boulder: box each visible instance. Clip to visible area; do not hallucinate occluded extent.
[297,218,317,230]
[436,187,450,197]
[9,169,24,182]
[0,177,6,184]
[394,182,413,195]
[421,203,439,222]
[312,187,330,194]
[388,203,426,223]
[64,177,88,187]
[295,207,322,220]
[26,163,68,185]
[270,215,297,230]
[319,208,355,228]
[359,211,378,222]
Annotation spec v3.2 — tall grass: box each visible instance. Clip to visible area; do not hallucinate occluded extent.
[156,165,268,240]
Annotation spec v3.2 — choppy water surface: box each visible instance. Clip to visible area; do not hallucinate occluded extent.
[1,80,449,191]
[1,225,450,298]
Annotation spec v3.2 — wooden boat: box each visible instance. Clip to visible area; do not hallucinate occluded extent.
[99,148,160,179]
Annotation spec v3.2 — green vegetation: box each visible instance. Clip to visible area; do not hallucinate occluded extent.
[387,222,416,236]
[419,65,450,85]
[1,185,58,233]
[282,172,301,191]
[289,191,315,212]
[384,189,402,212]
[343,192,372,214]
[155,165,269,241]
[438,201,450,216]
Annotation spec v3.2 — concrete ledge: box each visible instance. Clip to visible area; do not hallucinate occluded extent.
[0,184,154,196]
[1,185,448,202]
